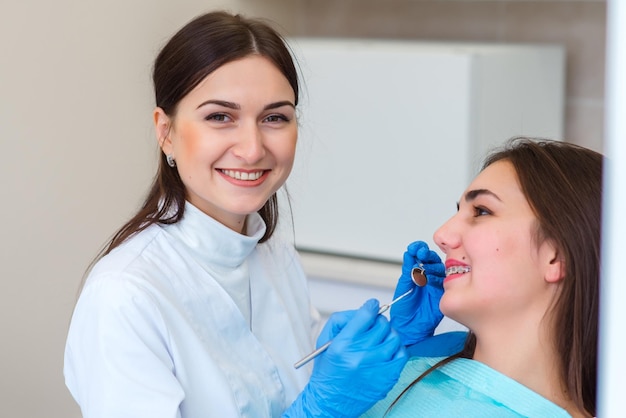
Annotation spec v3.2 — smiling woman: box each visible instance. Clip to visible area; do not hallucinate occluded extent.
[62,10,410,418]
[362,138,601,418]
[154,55,298,233]
[435,159,559,328]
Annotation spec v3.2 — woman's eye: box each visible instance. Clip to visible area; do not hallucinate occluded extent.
[473,206,492,217]
[205,113,231,122]
[264,114,290,123]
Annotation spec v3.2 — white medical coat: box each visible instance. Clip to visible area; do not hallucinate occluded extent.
[64,202,319,417]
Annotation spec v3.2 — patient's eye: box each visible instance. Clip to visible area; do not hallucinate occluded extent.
[473,205,492,217]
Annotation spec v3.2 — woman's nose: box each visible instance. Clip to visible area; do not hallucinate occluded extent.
[433,215,459,253]
[232,123,266,163]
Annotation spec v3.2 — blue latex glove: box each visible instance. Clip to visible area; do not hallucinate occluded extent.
[390,240,446,346]
[406,331,468,357]
[284,299,408,418]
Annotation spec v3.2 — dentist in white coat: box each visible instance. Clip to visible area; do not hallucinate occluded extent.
[64,11,413,418]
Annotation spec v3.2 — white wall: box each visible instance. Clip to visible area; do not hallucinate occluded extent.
[0,1,292,416]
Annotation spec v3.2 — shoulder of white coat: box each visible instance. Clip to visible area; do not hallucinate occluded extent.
[86,224,169,287]
[68,245,173,362]
[73,228,181,331]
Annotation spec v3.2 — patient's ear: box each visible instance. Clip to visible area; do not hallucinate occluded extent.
[544,242,565,283]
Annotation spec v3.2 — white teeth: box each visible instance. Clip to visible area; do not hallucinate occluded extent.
[446,266,471,276]
[221,170,263,181]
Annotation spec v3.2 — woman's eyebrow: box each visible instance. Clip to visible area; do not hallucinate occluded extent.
[464,188,502,203]
[196,99,295,110]
[456,189,501,210]
[197,99,239,110]
[264,100,295,110]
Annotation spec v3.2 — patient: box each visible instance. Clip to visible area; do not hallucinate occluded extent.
[364,138,600,417]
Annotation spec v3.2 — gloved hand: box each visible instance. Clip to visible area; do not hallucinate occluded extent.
[284,299,408,418]
[390,240,446,346]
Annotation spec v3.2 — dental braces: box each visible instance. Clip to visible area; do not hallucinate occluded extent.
[446,266,471,275]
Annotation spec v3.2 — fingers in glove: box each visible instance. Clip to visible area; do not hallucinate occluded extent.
[406,240,428,256]
[413,244,445,289]
[344,315,392,350]
[330,299,381,349]
[365,327,405,363]
[415,244,442,264]
[317,309,357,346]
[336,319,406,367]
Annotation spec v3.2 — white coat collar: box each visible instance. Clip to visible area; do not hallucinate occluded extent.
[166,201,267,269]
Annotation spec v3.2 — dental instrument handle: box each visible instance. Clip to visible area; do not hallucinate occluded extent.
[293,288,414,369]
[376,287,414,314]
[293,341,332,369]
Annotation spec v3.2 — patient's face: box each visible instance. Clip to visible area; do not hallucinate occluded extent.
[433,160,557,331]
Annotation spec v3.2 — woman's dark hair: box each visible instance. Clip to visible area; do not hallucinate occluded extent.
[102,11,299,256]
[389,137,601,416]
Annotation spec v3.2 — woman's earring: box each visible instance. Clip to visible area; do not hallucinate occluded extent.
[166,154,176,168]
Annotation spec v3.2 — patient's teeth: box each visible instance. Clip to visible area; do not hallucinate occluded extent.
[446,266,471,276]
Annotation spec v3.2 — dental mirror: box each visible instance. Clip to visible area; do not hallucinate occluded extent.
[411,266,427,287]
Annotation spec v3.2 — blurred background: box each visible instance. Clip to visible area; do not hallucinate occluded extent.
[0,1,606,416]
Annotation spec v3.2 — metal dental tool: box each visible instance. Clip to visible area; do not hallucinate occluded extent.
[293,266,428,370]
[411,265,427,286]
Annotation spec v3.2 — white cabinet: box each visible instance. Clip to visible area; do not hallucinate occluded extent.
[284,38,564,321]
[286,38,565,275]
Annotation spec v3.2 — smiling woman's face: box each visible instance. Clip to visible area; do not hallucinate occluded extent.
[154,55,297,233]
[433,160,562,330]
